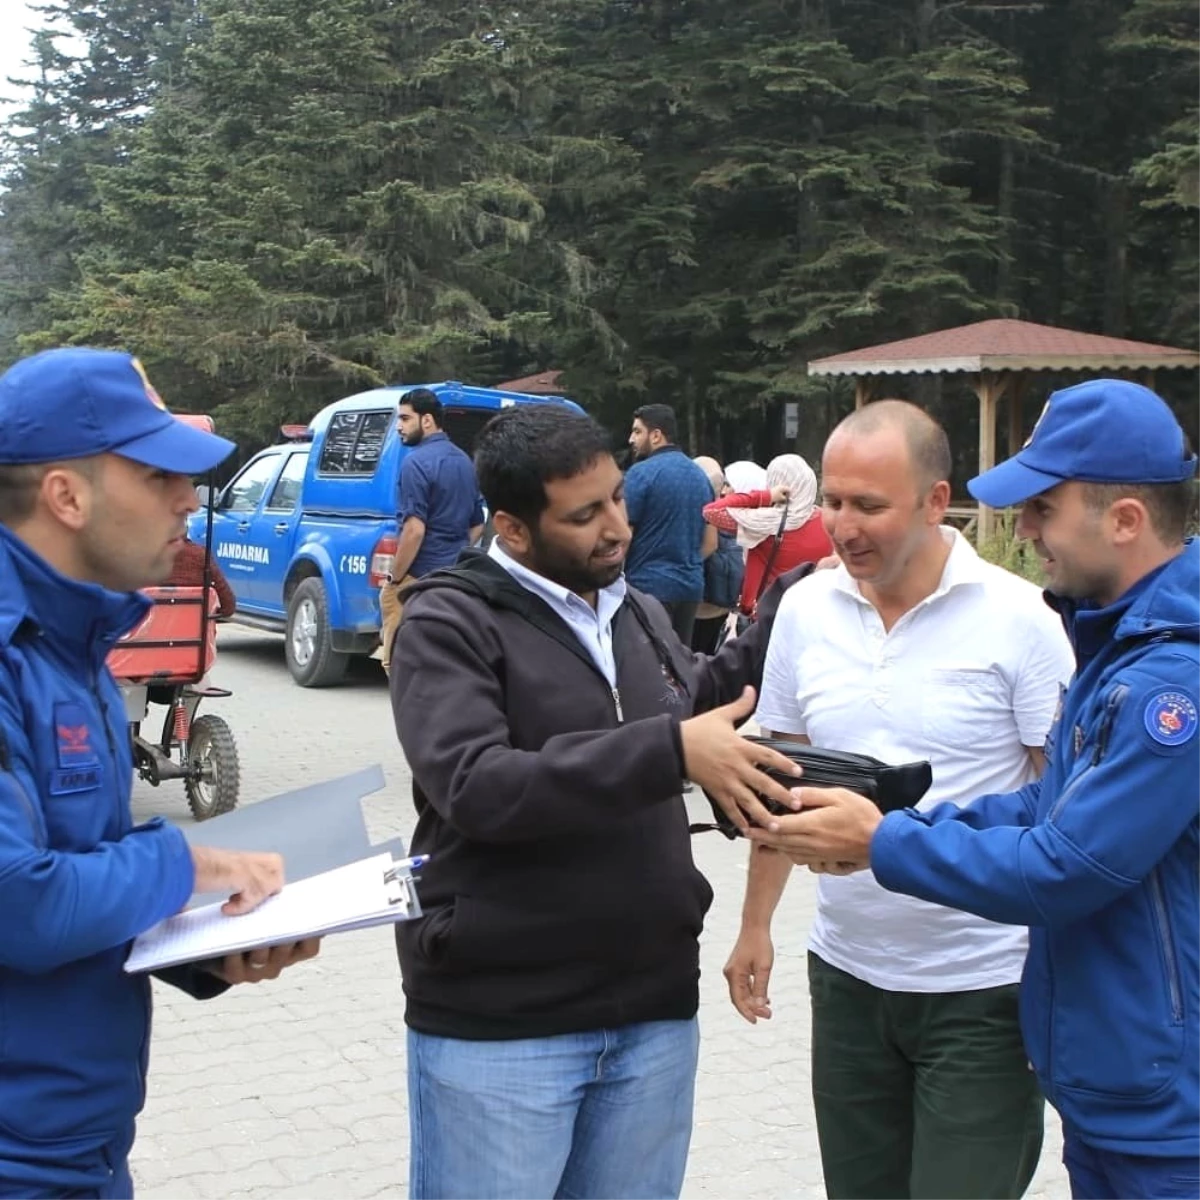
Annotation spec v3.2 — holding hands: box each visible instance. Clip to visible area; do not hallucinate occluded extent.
[680,688,803,836]
[747,786,882,871]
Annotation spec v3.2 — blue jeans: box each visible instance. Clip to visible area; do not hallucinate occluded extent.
[407,1019,699,1199]
[1064,1126,1200,1199]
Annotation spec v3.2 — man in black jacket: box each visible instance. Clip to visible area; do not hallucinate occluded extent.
[390,405,809,1200]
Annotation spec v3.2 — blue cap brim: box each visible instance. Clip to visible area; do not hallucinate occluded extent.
[967,456,1065,508]
[115,418,236,474]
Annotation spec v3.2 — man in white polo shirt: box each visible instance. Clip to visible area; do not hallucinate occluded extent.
[725,400,1074,1199]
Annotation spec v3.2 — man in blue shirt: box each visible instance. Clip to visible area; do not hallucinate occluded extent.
[746,379,1199,1200]
[623,404,716,644]
[379,389,484,674]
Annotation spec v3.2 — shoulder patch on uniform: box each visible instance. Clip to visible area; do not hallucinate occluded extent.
[50,701,103,794]
[1143,690,1198,747]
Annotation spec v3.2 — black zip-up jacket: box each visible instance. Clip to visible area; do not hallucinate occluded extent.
[389,549,810,1039]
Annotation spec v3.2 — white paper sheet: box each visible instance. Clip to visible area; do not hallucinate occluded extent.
[125,852,417,973]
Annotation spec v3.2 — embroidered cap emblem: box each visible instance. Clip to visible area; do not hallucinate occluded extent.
[1023,399,1051,449]
[131,357,168,411]
[1144,691,1198,747]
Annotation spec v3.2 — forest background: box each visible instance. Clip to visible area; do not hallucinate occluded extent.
[0,0,1195,481]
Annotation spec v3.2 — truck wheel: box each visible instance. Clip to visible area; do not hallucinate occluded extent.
[185,714,240,820]
[285,577,349,688]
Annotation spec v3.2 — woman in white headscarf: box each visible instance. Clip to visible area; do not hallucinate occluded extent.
[723,460,768,496]
[702,454,832,616]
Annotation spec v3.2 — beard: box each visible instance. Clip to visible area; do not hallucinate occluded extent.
[528,527,625,594]
[401,427,424,446]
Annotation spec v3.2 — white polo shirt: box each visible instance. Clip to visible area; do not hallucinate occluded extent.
[756,528,1075,992]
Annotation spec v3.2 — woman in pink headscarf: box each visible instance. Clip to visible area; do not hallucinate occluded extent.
[703,454,832,617]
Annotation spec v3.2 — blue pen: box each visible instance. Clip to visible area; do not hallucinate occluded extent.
[392,854,430,871]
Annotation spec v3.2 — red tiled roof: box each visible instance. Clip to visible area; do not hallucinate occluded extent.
[496,369,565,394]
[808,319,1199,376]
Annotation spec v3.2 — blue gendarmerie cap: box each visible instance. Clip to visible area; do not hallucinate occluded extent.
[0,347,235,473]
[968,378,1197,508]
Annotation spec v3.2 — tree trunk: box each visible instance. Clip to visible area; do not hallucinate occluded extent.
[1103,178,1129,334]
[997,140,1015,305]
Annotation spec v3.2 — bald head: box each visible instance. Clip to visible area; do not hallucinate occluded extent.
[693,455,724,498]
[830,400,951,491]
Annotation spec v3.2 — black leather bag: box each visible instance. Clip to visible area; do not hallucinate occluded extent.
[692,736,933,840]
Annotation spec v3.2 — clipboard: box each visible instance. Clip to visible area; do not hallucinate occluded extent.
[124,850,424,974]
[178,765,399,907]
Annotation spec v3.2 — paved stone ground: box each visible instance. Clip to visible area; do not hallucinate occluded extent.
[129,626,1068,1199]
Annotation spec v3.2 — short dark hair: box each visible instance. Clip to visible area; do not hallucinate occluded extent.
[1084,478,1197,544]
[475,405,612,526]
[633,403,678,444]
[402,387,443,428]
[0,459,96,526]
[0,463,45,525]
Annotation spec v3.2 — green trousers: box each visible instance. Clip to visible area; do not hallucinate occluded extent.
[808,952,1044,1200]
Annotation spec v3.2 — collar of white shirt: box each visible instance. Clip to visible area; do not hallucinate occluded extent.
[830,526,989,607]
[487,539,628,683]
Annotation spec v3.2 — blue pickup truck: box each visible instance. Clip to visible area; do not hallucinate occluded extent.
[189,381,581,687]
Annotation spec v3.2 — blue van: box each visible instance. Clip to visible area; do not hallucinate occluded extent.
[189,382,581,686]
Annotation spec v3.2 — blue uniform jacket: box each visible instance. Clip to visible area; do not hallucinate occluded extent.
[872,540,1199,1157]
[0,526,201,1194]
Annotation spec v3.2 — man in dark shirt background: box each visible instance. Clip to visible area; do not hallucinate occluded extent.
[166,536,237,618]
[377,388,484,674]
[624,403,715,644]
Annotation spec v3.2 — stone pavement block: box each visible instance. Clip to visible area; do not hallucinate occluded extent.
[178,1161,293,1195]
[264,1083,359,1119]
[133,1173,214,1200]
[127,628,1070,1199]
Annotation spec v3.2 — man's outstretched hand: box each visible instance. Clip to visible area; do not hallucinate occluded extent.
[680,687,803,835]
[746,785,882,867]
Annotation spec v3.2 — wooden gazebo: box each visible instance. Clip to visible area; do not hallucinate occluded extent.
[807,318,1199,540]
[495,369,565,395]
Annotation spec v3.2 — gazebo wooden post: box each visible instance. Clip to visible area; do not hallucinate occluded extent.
[854,377,873,410]
[973,371,1011,544]
[1007,374,1028,455]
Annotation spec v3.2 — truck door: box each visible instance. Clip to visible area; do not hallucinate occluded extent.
[257,450,309,616]
[210,451,285,609]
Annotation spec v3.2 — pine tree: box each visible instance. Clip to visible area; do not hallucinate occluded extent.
[24,0,612,443]
[0,1,192,355]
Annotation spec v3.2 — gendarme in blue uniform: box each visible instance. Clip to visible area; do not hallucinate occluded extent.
[864,379,1199,1188]
[873,540,1199,1158]
[0,347,237,1197]
[623,445,712,603]
[398,432,484,578]
[0,528,205,1196]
